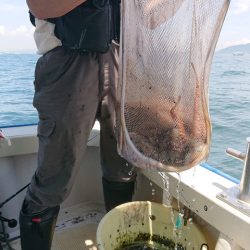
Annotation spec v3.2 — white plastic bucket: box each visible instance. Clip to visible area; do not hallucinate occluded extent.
[97,201,209,250]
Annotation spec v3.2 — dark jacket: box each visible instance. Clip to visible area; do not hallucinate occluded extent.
[30,0,120,53]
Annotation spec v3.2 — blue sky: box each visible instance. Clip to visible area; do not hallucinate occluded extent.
[0,0,250,52]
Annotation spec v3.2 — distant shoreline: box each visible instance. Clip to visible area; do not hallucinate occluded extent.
[0,51,37,54]
[217,43,250,54]
[1,43,250,55]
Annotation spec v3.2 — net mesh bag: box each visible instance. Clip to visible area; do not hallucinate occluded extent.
[115,0,230,172]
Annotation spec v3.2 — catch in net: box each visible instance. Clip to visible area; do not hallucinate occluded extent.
[115,0,230,172]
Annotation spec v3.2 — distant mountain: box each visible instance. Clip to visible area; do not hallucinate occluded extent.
[217,43,250,54]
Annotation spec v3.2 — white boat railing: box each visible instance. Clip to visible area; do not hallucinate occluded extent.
[239,138,250,203]
[217,138,250,215]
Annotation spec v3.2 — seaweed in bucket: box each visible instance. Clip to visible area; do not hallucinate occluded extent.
[115,233,185,250]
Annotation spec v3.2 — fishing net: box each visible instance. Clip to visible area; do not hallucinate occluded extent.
[115,0,230,172]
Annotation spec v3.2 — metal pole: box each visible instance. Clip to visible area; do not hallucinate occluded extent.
[239,138,250,203]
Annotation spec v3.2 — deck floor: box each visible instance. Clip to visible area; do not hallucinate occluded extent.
[3,202,105,250]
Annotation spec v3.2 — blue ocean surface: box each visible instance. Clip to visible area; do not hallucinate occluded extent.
[0,53,39,126]
[208,51,250,180]
[0,50,249,180]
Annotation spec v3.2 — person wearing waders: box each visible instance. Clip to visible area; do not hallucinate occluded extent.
[19,1,136,249]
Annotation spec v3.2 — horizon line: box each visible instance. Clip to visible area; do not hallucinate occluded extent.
[1,42,250,54]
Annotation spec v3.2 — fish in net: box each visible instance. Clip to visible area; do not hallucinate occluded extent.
[115,0,230,172]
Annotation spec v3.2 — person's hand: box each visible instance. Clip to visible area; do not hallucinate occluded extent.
[26,0,87,19]
[137,0,185,29]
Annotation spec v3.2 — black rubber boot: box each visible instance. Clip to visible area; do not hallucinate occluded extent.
[102,177,135,212]
[19,205,60,250]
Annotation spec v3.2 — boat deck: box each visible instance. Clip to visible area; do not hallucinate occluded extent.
[3,202,105,250]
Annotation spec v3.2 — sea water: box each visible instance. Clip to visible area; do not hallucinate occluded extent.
[0,51,250,179]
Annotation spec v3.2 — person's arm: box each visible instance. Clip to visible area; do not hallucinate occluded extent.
[26,0,87,19]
